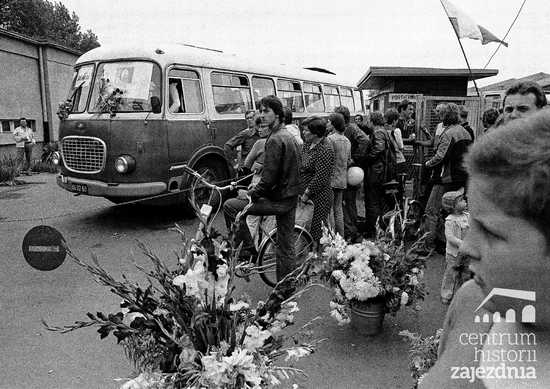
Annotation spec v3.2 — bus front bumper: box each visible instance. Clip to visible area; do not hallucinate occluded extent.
[57,174,167,197]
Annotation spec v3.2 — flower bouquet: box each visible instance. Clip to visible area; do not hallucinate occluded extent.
[44,225,320,388]
[311,221,429,332]
[399,329,443,388]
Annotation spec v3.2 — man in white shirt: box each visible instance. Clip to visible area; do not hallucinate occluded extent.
[282,107,303,146]
[13,118,35,175]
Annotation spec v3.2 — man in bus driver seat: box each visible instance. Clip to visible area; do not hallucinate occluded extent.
[223,95,302,283]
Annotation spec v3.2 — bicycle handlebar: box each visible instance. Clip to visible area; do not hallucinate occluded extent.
[176,164,237,191]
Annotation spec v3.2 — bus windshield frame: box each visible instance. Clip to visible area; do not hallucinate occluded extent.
[87,60,162,114]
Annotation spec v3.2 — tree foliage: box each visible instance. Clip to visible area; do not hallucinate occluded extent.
[0,0,100,53]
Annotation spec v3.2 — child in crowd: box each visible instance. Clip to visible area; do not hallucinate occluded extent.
[420,110,550,388]
[440,188,469,304]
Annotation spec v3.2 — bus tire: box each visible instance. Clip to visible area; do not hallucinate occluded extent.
[185,157,229,214]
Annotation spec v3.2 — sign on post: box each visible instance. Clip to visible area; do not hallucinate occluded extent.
[22,225,67,271]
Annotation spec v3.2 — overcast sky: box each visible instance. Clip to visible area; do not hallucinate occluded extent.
[59,0,549,88]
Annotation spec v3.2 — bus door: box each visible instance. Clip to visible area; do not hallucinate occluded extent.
[208,71,257,148]
[166,68,210,165]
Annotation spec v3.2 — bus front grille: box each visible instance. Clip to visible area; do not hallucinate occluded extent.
[61,136,106,174]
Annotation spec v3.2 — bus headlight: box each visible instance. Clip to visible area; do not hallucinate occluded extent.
[52,152,61,165]
[115,155,136,174]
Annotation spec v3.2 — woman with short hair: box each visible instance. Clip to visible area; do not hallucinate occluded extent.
[300,116,335,250]
[327,112,351,238]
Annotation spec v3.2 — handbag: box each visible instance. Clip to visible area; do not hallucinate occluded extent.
[295,199,314,230]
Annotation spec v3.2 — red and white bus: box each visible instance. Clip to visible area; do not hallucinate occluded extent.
[55,43,364,204]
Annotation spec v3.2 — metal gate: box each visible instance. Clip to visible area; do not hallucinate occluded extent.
[404,95,482,201]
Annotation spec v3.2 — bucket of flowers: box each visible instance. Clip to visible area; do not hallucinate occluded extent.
[310,213,429,336]
[43,224,321,389]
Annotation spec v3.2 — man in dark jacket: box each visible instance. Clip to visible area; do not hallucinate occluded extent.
[223,95,302,281]
[424,103,472,250]
[362,111,397,238]
[334,106,370,242]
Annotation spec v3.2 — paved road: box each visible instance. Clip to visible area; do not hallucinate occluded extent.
[0,173,449,389]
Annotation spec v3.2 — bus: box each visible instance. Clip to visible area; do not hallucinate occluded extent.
[54,43,364,204]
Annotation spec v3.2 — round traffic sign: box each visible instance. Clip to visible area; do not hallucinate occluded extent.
[22,225,67,271]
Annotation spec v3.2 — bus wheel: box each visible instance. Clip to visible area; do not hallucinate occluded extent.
[188,158,229,211]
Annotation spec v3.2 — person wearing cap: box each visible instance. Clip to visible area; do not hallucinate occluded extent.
[440,188,469,305]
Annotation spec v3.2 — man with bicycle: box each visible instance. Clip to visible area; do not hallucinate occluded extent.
[223,95,302,282]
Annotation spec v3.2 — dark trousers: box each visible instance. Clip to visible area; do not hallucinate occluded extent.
[17,143,33,172]
[343,186,359,240]
[223,196,297,281]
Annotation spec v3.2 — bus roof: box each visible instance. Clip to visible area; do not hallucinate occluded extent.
[77,43,356,88]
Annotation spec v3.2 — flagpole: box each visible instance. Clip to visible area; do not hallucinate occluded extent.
[440,0,481,98]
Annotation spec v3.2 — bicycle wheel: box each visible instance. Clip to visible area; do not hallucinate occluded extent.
[257,226,313,287]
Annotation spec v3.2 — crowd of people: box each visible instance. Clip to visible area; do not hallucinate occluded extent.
[221,80,548,288]
[219,80,550,387]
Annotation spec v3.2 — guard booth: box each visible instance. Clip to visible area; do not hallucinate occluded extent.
[356,66,498,200]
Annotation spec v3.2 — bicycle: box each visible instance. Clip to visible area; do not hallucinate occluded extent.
[179,164,314,287]
[381,172,424,244]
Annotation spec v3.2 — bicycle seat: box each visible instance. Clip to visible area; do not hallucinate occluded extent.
[382,180,400,194]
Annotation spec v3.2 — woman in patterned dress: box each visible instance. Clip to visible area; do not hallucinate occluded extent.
[299,116,335,251]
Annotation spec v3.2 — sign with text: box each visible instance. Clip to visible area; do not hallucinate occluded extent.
[388,93,422,103]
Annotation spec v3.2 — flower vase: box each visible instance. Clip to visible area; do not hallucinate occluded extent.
[350,298,385,336]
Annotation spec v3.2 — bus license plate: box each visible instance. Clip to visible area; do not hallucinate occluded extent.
[71,183,88,194]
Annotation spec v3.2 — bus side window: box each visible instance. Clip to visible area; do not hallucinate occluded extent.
[168,69,204,114]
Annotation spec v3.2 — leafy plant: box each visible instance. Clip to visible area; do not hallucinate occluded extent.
[43,221,321,388]
[0,154,20,184]
[399,329,443,388]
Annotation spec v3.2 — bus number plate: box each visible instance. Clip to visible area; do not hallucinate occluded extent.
[71,183,88,194]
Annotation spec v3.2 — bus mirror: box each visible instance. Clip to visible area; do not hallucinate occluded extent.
[150,96,161,114]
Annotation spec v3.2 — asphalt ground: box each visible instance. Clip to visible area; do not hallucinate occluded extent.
[0,173,448,389]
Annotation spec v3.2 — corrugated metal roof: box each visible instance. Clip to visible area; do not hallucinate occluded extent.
[468,72,550,94]
[357,66,498,90]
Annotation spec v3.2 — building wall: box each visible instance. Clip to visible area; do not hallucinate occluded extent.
[0,30,80,158]
[0,35,43,152]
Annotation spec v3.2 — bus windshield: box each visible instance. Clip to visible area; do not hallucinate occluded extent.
[89,61,161,113]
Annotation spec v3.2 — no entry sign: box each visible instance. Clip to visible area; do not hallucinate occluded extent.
[22,225,67,271]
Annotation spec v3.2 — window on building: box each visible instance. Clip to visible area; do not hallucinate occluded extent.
[324,85,340,112]
[353,90,363,112]
[1,119,36,135]
[340,87,354,112]
[168,69,204,113]
[211,72,253,114]
[1,120,12,133]
[277,80,304,112]
[251,77,275,109]
[303,82,324,112]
